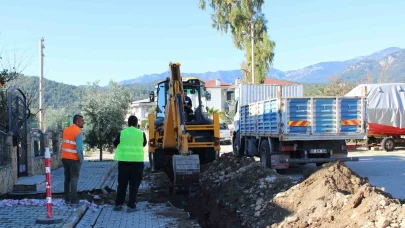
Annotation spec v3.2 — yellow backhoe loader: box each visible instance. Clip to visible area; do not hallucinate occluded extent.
[148,62,221,192]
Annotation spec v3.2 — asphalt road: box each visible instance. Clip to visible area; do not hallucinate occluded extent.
[219,144,405,200]
[346,149,405,200]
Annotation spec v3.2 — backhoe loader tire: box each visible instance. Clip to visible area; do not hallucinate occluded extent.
[203,148,217,163]
[152,149,165,170]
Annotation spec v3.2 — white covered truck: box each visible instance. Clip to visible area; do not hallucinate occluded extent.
[231,84,368,170]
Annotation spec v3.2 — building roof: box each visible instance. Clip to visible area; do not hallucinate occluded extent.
[205,80,233,88]
[132,98,151,104]
[131,99,155,107]
[263,78,298,85]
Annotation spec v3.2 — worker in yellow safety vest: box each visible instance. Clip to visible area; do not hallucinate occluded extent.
[113,115,147,213]
[61,114,85,205]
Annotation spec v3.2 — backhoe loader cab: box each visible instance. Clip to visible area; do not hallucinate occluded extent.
[148,63,220,192]
[151,77,212,121]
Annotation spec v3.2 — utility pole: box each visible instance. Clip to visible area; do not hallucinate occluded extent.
[39,37,45,133]
[250,21,255,84]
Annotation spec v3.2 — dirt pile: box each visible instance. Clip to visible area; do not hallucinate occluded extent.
[187,153,404,228]
[271,161,405,228]
[187,153,296,228]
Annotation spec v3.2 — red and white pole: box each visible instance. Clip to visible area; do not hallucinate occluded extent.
[45,147,52,218]
[36,147,62,224]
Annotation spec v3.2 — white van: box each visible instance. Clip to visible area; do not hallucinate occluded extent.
[220,123,232,145]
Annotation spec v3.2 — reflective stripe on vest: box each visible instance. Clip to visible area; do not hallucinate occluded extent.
[61,124,81,160]
[62,148,77,153]
[114,127,144,162]
[62,139,76,145]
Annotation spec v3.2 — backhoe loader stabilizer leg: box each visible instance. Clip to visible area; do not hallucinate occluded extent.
[172,154,200,192]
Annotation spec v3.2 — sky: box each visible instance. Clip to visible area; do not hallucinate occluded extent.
[1,0,405,86]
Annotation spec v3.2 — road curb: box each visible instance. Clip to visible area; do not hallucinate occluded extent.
[62,204,88,228]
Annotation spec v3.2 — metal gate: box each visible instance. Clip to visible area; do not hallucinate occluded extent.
[8,88,29,177]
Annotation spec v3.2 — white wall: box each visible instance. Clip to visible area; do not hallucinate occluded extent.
[126,101,155,123]
[206,88,223,111]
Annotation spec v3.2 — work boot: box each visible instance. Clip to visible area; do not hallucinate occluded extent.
[127,206,136,213]
[113,205,123,211]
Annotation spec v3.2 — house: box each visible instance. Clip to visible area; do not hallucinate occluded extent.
[126,98,156,123]
[205,79,236,112]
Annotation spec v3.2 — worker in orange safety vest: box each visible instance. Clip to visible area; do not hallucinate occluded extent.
[61,114,85,205]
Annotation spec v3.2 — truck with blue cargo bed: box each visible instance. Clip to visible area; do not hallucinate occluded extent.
[230,83,367,170]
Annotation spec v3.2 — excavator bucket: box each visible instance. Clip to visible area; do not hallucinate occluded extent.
[172,154,200,192]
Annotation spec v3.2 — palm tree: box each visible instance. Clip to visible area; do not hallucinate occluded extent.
[206,107,219,118]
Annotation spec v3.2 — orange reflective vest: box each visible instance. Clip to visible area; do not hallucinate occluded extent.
[61,124,82,160]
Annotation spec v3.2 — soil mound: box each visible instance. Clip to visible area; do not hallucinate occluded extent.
[188,153,405,228]
[272,161,405,228]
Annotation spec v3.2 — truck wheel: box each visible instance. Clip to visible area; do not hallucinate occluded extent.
[259,140,271,168]
[381,137,395,152]
[316,163,324,167]
[233,131,244,157]
[367,137,376,150]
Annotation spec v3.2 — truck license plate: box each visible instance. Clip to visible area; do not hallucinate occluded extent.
[310,149,327,154]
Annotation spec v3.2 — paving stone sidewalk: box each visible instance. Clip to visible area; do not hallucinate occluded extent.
[76,202,200,228]
[0,199,87,228]
[46,161,117,193]
[13,161,117,194]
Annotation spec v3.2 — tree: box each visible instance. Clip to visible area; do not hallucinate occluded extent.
[0,69,18,86]
[321,75,356,96]
[199,0,275,83]
[81,81,131,161]
[0,87,7,130]
[207,107,219,118]
[147,106,156,115]
[219,110,235,124]
[140,120,148,129]
[44,107,67,131]
[0,70,19,130]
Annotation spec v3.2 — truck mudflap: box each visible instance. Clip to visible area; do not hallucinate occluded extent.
[271,154,290,169]
[279,157,359,164]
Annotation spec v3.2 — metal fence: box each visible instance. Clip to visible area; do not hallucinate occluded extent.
[0,129,11,166]
[32,130,45,157]
[50,130,61,155]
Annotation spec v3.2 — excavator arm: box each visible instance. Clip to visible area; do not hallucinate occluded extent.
[162,63,200,191]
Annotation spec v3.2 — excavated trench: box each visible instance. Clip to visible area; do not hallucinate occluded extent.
[167,153,297,228]
[168,153,405,228]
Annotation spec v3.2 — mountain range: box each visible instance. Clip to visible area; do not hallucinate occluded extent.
[120,47,405,85]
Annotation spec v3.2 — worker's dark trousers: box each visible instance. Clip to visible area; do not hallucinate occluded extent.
[115,161,144,208]
[62,158,81,203]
